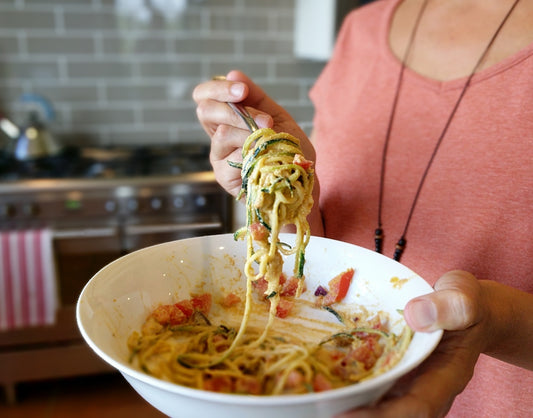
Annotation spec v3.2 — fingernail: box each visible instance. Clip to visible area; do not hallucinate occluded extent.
[408,299,437,330]
[255,114,272,128]
[230,83,245,98]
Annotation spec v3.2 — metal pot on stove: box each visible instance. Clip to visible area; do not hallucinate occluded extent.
[0,94,62,161]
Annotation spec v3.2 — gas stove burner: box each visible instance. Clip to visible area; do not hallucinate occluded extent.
[119,145,211,177]
[0,146,94,180]
[0,144,212,181]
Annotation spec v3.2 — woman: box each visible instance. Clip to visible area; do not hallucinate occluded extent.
[193,0,533,416]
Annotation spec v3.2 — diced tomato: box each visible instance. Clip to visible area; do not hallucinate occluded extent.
[203,375,233,393]
[254,274,294,299]
[190,293,212,314]
[278,272,287,285]
[293,154,313,171]
[151,305,171,324]
[221,292,241,308]
[280,275,300,297]
[234,376,262,395]
[345,340,383,370]
[284,370,305,389]
[151,304,187,325]
[313,373,333,392]
[252,277,269,297]
[168,306,187,325]
[328,348,346,362]
[275,297,294,318]
[322,268,354,306]
[249,222,269,241]
[174,299,194,317]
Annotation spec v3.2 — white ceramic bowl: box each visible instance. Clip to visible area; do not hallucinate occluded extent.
[77,233,442,418]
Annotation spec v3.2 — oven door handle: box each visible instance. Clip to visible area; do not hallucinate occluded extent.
[125,221,222,236]
[52,226,118,239]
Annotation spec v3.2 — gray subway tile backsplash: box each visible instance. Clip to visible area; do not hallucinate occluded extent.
[0,59,60,80]
[26,36,96,55]
[0,10,56,30]
[0,0,326,147]
[67,60,136,79]
[138,60,203,79]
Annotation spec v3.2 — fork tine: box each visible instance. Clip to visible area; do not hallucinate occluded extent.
[227,102,259,133]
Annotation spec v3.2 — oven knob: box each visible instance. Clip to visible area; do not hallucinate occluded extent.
[22,202,39,217]
[105,200,117,212]
[195,195,207,207]
[0,203,16,218]
[173,196,185,209]
[127,198,138,212]
[151,197,162,210]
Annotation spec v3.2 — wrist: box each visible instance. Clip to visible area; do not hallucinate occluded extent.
[478,280,533,370]
[476,280,503,354]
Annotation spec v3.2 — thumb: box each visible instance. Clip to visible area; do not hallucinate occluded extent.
[404,270,482,332]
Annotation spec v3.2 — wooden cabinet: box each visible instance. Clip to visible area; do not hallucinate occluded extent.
[0,306,113,404]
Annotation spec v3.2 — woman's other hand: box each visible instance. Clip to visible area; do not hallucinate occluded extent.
[337,270,533,417]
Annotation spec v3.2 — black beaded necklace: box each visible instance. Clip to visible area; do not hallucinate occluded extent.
[375,0,521,262]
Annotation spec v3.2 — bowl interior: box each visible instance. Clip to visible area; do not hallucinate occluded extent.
[77,233,442,413]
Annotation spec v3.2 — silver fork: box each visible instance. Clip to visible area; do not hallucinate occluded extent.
[212,75,258,133]
[227,102,258,133]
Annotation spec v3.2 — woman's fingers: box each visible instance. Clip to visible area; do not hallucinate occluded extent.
[195,98,240,136]
[192,77,247,104]
[193,76,248,136]
[207,122,246,195]
[404,270,482,332]
[194,77,273,136]
[210,123,246,161]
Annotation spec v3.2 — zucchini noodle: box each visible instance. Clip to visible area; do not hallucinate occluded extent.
[179,128,314,368]
[229,127,315,353]
[127,127,413,395]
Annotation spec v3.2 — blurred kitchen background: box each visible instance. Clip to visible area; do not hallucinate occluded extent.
[0,0,339,148]
[0,0,369,415]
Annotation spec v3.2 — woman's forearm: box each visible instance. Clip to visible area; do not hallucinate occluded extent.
[481,280,533,370]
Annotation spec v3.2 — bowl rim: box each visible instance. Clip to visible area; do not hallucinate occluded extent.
[76,233,443,405]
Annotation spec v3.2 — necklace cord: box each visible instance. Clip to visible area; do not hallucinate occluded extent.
[376,0,521,261]
[375,0,430,254]
[377,0,430,230]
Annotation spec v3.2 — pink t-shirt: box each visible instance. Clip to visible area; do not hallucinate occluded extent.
[310,0,533,416]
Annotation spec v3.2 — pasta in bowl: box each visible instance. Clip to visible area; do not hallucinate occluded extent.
[77,233,442,418]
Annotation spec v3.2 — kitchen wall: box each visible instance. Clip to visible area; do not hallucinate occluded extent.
[0,0,332,148]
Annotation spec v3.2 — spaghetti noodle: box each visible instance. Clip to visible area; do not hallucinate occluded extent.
[230,127,315,350]
[127,127,412,395]
[127,304,412,395]
[176,127,315,368]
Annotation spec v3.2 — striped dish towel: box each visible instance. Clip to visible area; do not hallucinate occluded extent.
[0,229,58,331]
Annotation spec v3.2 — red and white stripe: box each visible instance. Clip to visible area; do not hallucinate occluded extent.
[0,229,57,331]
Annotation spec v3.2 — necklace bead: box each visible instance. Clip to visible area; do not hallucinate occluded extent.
[374,228,384,253]
[393,238,406,262]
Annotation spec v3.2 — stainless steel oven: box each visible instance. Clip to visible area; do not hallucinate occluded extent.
[45,175,231,306]
[0,145,232,403]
